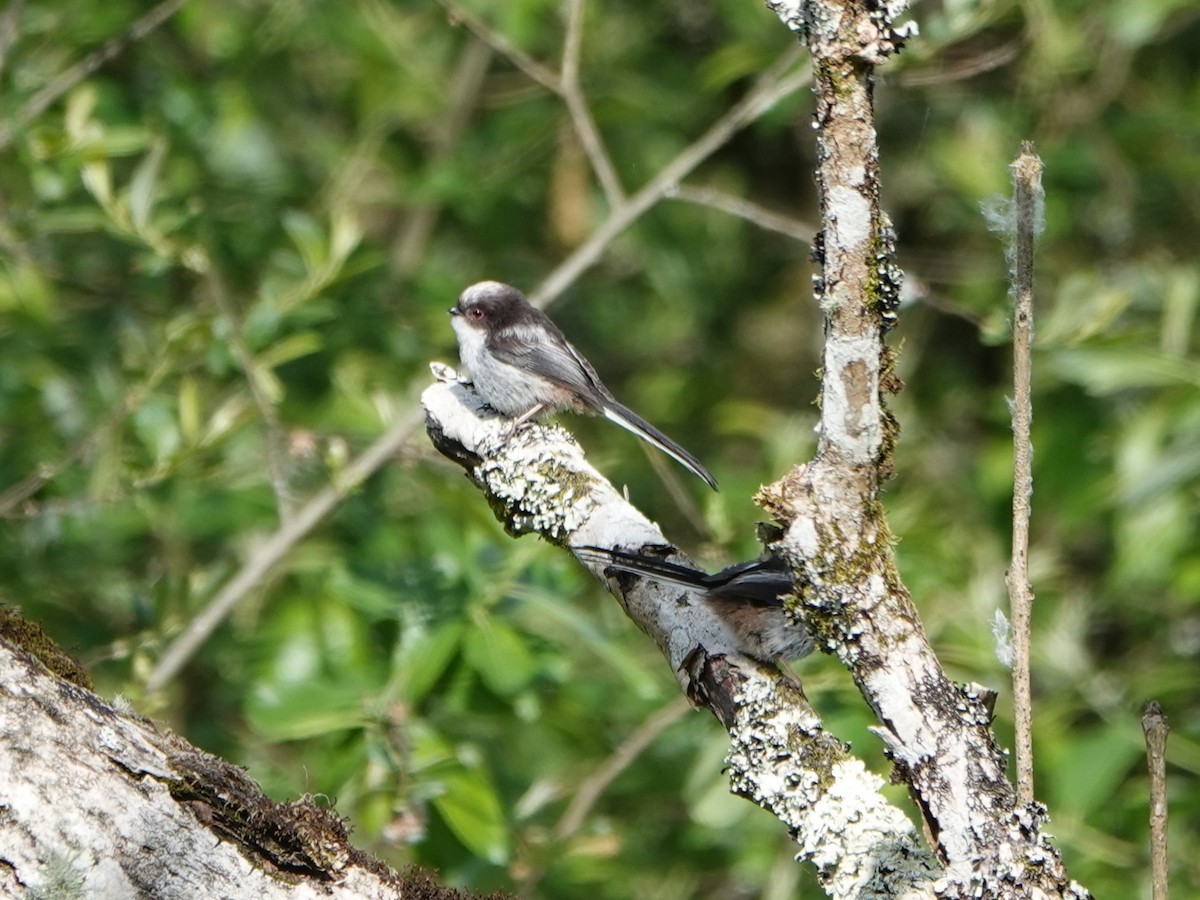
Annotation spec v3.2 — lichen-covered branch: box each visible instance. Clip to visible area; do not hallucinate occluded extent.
[423,376,939,897]
[754,2,1089,898]
[0,614,454,899]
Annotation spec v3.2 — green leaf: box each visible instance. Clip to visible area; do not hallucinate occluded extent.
[392,619,465,704]
[463,615,536,697]
[431,761,510,865]
[246,680,369,741]
[129,139,167,233]
[81,160,112,207]
[178,375,201,444]
[282,210,328,274]
[1049,347,1200,394]
[257,331,324,370]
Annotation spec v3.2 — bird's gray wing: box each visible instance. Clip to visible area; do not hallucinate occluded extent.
[488,321,614,407]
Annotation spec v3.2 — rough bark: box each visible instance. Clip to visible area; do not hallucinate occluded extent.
[756,2,1089,898]
[423,1,1095,896]
[423,374,939,898]
[0,612,477,900]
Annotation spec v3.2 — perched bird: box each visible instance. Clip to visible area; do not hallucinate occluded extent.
[575,546,814,664]
[449,281,717,490]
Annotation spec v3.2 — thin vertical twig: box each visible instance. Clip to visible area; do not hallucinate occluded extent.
[560,0,624,206]
[1006,141,1044,806]
[1142,701,1170,900]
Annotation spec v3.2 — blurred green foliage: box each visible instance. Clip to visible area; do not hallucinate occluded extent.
[1,0,1198,896]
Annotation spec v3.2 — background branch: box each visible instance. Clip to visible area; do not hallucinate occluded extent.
[203,264,295,522]
[144,406,424,692]
[517,698,691,899]
[433,0,560,92]
[560,0,625,206]
[670,184,816,244]
[0,0,188,151]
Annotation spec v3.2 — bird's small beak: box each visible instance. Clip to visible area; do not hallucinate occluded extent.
[448,307,460,316]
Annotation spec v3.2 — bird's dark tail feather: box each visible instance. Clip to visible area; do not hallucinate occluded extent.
[600,401,718,490]
[575,546,709,590]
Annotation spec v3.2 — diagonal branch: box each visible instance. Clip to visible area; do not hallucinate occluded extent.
[0,0,189,151]
[422,376,939,898]
[0,0,25,78]
[144,406,424,693]
[530,45,808,307]
[433,0,560,92]
[670,184,816,243]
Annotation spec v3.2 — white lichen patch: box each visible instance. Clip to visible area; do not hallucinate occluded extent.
[822,333,882,462]
[724,670,937,897]
[828,185,872,251]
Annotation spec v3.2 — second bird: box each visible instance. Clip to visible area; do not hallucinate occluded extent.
[449,281,717,489]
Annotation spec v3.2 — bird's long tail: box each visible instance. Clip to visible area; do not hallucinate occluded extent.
[575,546,709,590]
[600,400,718,490]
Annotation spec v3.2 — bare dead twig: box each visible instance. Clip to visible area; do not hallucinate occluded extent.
[1142,701,1170,900]
[530,45,809,308]
[144,406,425,693]
[670,184,815,244]
[518,699,691,899]
[1006,142,1043,806]
[560,0,624,206]
[0,0,189,152]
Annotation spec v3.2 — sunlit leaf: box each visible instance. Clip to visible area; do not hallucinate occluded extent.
[247,680,370,741]
[430,762,510,865]
[392,619,465,704]
[129,140,167,233]
[463,615,536,697]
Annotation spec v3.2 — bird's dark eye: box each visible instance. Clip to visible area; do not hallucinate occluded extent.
[467,307,484,320]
